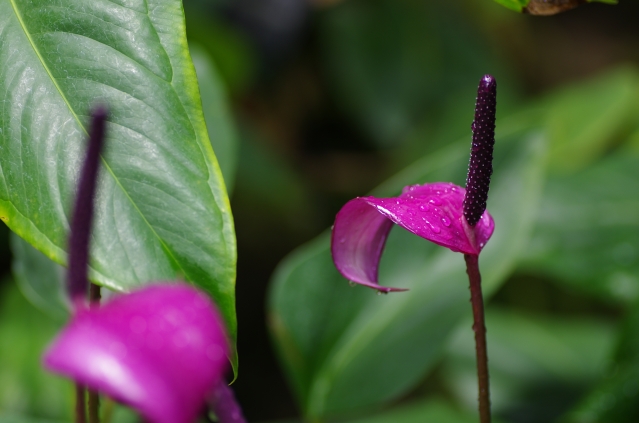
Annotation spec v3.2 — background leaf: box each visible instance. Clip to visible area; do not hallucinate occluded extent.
[0,281,71,420]
[519,153,639,304]
[345,399,494,423]
[0,0,237,369]
[190,43,240,192]
[11,232,68,321]
[492,0,527,13]
[268,110,547,419]
[443,309,615,423]
[563,305,639,423]
[542,67,639,173]
[318,0,513,147]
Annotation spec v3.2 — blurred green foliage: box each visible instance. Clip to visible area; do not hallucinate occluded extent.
[3,0,639,422]
[0,282,70,420]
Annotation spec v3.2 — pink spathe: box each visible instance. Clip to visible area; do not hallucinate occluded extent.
[331,182,494,292]
[43,283,229,423]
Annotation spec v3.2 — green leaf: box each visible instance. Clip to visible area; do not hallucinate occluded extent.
[190,43,239,192]
[0,417,65,423]
[0,281,71,419]
[492,0,527,13]
[564,306,639,423]
[519,153,639,304]
[345,399,486,423]
[443,309,615,421]
[0,0,237,371]
[11,232,68,321]
[184,10,256,96]
[268,112,547,419]
[543,67,639,173]
[493,0,617,14]
[319,0,510,147]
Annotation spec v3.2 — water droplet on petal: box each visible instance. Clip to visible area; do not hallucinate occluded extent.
[340,238,346,244]
[424,220,441,233]
[419,204,429,212]
[442,217,451,227]
[429,198,442,206]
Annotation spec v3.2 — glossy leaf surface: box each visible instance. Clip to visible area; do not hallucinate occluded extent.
[0,0,237,369]
[268,114,547,419]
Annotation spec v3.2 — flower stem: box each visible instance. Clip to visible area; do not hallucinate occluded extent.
[464,254,491,423]
[208,380,247,423]
[88,283,101,423]
[88,390,100,423]
[75,383,87,423]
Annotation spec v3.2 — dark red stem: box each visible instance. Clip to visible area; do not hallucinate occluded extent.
[75,383,87,423]
[464,254,491,423]
[88,283,101,423]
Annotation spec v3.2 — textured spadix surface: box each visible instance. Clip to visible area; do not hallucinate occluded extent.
[0,0,237,368]
[44,284,229,423]
[331,182,494,292]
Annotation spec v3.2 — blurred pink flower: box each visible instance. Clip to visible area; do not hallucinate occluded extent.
[40,107,241,423]
[44,283,229,423]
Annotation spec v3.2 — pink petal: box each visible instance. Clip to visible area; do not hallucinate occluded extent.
[43,283,229,423]
[331,197,398,293]
[331,182,494,292]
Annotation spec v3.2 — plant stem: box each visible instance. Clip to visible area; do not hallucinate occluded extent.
[464,254,491,423]
[75,383,87,423]
[208,380,247,423]
[88,283,101,423]
[88,390,100,423]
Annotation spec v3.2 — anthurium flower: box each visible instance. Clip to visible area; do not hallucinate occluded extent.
[331,183,494,292]
[40,107,243,423]
[331,75,497,293]
[44,283,230,423]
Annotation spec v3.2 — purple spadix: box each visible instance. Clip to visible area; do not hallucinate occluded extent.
[463,75,497,227]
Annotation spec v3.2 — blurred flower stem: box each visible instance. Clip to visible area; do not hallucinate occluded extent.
[88,283,101,423]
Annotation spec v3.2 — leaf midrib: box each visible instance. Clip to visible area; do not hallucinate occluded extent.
[9,0,192,285]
